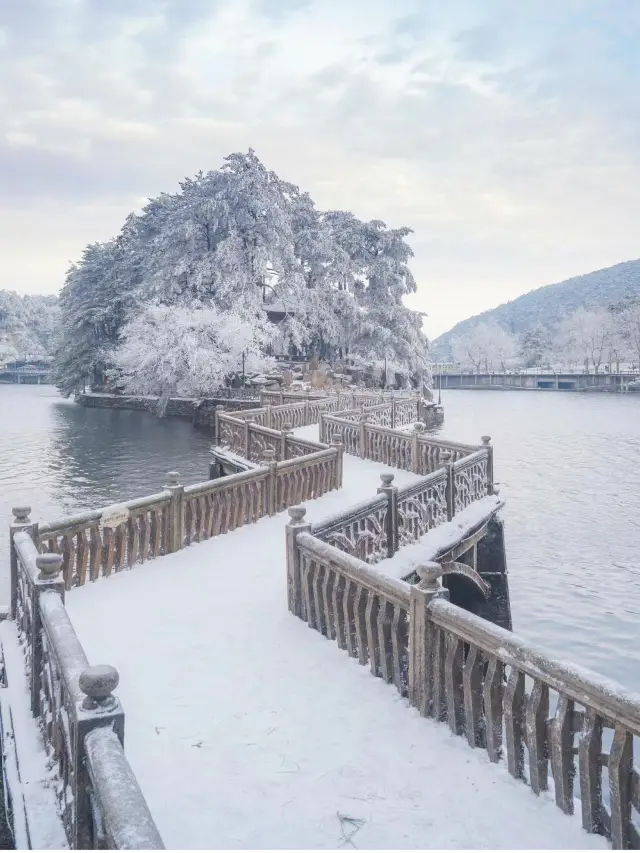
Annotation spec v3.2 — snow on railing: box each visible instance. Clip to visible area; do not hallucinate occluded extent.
[285,510,640,850]
[7,519,164,849]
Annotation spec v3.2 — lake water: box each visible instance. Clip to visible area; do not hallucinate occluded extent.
[1,385,639,691]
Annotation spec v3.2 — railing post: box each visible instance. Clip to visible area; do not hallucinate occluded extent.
[285,507,311,617]
[266,405,273,429]
[31,553,65,716]
[331,438,344,489]
[411,422,425,474]
[164,472,184,553]
[280,389,284,405]
[481,435,494,495]
[391,397,396,428]
[304,391,311,425]
[358,413,369,459]
[443,452,455,520]
[263,449,277,516]
[409,561,449,717]
[214,405,224,444]
[10,506,35,620]
[281,421,293,460]
[244,415,254,458]
[377,473,398,556]
[75,665,125,849]
[319,411,325,443]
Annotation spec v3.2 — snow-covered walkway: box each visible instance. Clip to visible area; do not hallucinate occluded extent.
[65,429,604,849]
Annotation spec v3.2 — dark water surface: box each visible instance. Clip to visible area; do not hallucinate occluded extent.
[1,385,639,690]
[0,386,213,601]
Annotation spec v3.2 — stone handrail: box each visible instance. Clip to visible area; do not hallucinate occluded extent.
[30,447,343,589]
[9,525,164,849]
[285,510,640,850]
[425,597,640,849]
[286,512,411,695]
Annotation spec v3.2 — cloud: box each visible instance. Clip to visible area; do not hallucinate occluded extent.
[1,0,639,335]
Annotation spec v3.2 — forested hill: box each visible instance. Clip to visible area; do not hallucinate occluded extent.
[432,258,640,360]
[0,290,60,361]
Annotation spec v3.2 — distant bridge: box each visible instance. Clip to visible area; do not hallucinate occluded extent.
[433,370,639,392]
[0,364,51,384]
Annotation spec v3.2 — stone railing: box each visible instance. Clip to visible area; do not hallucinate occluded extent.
[8,518,164,849]
[320,406,489,480]
[33,447,343,588]
[285,514,640,850]
[309,458,486,567]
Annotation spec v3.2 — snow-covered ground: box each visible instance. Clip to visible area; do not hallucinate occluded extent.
[64,428,604,849]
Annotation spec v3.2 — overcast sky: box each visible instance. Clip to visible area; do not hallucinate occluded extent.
[2,0,640,337]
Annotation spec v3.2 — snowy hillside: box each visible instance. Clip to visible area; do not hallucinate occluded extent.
[433,258,640,360]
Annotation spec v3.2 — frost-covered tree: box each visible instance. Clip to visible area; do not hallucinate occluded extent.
[555,308,614,373]
[109,303,276,399]
[0,290,60,361]
[52,236,141,396]
[450,321,517,371]
[519,325,552,368]
[53,149,430,395]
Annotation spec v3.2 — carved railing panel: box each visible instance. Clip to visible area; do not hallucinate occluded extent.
[275,450,339,513]
[427,598,640,849]
[312,494,390,565]
[285,436,320,459]
[453,450,490,513]
[218,414,245,450]
[396,471,448,547]
[416,437,474,475]
[38,497,171,588]
[366,427,413,470]
[248,425,281,463]
[183,471,270,546]
[394,399,419,427]
[296,531,411,696]
[323,418,359,455]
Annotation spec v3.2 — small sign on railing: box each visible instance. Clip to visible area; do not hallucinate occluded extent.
[100,505,130,529]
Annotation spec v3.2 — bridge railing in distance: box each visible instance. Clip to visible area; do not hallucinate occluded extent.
[285,512,640,850]
[8,517,164,849]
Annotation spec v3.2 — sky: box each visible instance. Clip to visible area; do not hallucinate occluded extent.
[1,0,640,338]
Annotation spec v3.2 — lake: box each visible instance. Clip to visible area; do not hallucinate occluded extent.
[1,384,639,691]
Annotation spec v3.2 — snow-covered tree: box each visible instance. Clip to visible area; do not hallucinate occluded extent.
[0,290,60,361]
[450,321,517,371]
[53,149,431,394]
[109,303,276,399]
[519,325,552,368]
[555,308,614,373]
[617,301,640,368]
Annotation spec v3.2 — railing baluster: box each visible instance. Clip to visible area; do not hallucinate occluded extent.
[444,633,464,735]
[526,680,549,794]
[354,586,369,665]
[551,694,576,814]
[365,591,380,676]
[463,645,484,747]
[579,708,603,836]
[483,656,504,762]
[504,667,526,780]
[609,725,633,850]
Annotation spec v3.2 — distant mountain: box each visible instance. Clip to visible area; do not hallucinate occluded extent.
[0,290,61,362]
[432,258,640,360]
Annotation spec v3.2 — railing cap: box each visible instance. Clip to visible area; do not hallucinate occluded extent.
[36,553,63,579]
[165,471,181,487]
[80,665,120,710]
[263,448,276,461]
[282,421,293,431]
[288,506,307,523]
[481,435,492,445]
[417,561,444,590]
[12,506,31,523]
[379,472,395,487]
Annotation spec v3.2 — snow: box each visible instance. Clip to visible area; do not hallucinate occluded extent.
[374,495,505,580]
[0,620,68,850]
[64,444,603,850]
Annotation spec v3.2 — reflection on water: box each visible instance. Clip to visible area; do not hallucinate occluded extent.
[1,385,639,690]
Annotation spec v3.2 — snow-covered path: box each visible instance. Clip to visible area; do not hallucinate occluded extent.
[65,431,604,849]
